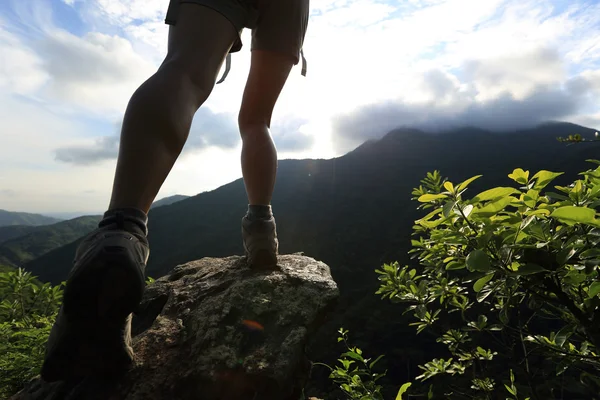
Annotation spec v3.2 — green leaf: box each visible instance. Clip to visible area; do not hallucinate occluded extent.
[369,354,385,369]
[419,208,443,221]
[341,351,364,362]
[531,170,563,189]
[473,187,519,202]
[418,193,448,202]
[505,384,517,396]
[580,249,600,259]
[472,196,514,217]
[456,175,482,192]
[508,168,529,185]
[444,181,454,193]
[555,325,574,347]
[523,189,539,208]
[509,169,530,184]
[589,282,600,298]
[446,262,465,270]
[551,206,596,224]
[526,208,550,216]
[474,274,493,293]
[443,201,456,217]
[557,248,576,265]
[466,250,491,272]
[396,382,412,400]
[517,263,546,275]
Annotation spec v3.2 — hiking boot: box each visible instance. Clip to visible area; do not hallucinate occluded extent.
[242,214,279,269]
[41,209,149,382]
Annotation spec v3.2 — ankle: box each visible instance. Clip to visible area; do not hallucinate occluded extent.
[246,204,273,221]
[99,207,148,236]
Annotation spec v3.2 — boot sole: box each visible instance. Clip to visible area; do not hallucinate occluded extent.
[41,238,145,382]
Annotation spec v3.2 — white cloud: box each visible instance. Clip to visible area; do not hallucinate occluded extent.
[34,30,156,116]
[0,23,49,95]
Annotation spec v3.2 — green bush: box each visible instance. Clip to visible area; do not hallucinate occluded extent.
[313,328,388,400]
[0,268,63,399]
[374,160,600,399]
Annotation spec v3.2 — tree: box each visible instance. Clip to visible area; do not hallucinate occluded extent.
[375,160,600,399]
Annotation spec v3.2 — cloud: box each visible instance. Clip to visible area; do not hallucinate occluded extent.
[271,116,314,151]
[0,24,49,95]
[462,47,565,101]
[54,135,119,165]
[0,189,18,198]
[185,108,240,151]
[34,30,156,115]
[54,108,315,165]
[331,51,598,152]
[53,108,239,166]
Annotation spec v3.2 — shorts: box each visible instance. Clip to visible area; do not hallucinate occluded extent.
[165,0,309,66]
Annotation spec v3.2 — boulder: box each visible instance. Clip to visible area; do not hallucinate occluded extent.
[12,254,339,400]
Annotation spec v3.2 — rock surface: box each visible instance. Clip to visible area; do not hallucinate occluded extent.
[12,254,339,400]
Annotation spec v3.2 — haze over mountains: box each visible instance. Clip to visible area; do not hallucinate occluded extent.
[0,210,62,227]
[0,195,189,269]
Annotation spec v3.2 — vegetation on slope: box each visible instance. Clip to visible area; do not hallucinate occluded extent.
[0,216,101,268]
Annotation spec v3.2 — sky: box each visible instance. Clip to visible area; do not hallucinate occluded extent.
[1,0,599,215]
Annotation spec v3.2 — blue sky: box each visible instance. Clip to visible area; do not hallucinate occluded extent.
[1,0,599,214]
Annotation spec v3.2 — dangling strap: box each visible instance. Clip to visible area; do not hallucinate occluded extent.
[300,48,307,77]
[216,53,232,85]
[217,50,305,84]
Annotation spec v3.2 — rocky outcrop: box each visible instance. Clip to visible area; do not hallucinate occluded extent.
[13,254,339,400]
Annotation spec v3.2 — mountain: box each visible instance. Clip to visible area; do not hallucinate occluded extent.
[149,194,189,209]
[26,121,600,288]
[0,216,101,268]
[0,225,39,244]
[23,122,600,395]
[0,196,189,268]
[0,210,61,227]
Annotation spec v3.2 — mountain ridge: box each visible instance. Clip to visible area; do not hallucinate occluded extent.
[0,210,62,228]
[25,121,599,283]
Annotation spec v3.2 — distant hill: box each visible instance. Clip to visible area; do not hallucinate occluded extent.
[0,210,61,227]
[0,216,101,268]
[0,225,38,244]
[0,196,188,268]
[149,194,189,209]
[23,121,600,397]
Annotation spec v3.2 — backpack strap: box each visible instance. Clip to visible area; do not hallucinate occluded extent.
[216,53,232,85]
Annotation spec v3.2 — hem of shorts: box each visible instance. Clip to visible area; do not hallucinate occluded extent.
[250,44,300,65]
[164,1,244,53]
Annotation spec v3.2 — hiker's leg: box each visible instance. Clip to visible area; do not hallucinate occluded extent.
[108,4,238,213]
[238,50,294,206]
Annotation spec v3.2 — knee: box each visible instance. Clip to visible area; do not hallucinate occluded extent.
[238,113,269,140]
[159,56,214,107]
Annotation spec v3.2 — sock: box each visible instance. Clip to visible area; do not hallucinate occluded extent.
[99,207,148,236]
[247,204,273,221]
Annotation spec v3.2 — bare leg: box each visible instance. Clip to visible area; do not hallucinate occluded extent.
[238,50,295,206]
[108,4,238,213]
